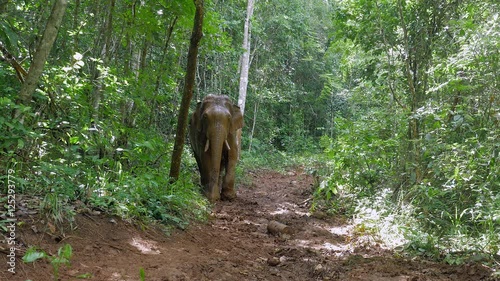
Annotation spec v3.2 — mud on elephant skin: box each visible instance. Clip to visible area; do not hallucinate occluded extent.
[189,95,244,202]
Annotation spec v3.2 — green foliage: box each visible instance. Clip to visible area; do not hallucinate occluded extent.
[23,244,73,281]
[101,169,209,230]
[238,141,325,189]
[239,149,294,173]
[40,192,76,230]
[0,49,207,230]
[139,267,146,281]
[314,0,500,266]
[0,98,33,154]
[319,114,401,199]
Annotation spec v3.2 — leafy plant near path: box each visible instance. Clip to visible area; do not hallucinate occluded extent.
[23,244,74,281]
[1,55,209,231]
[307,0,500,269]
[139,267,146,281]
[316,112,499,263]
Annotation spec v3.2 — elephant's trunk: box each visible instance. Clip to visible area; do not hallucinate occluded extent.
[205,127,228,201]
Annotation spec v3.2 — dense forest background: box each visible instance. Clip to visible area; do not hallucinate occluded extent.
[1,0,498,265]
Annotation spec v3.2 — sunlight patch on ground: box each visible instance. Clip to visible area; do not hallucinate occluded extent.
[270,207,289,215]
[129,237,161,254]
[110,272,122,281]
[353,198,410,249]
[321,242,351,252]
[109,271,136,281]
[328,225,352,236]
[294,239,352,257]
[270,202,309,217]
[242,219,259,225]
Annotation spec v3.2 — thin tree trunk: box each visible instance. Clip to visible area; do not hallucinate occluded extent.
[72,0,80,52]
[169,0,204,180]
[103,0,115,60]
[139,38,148,74]
[91,0,115,124]
[248,96,259,152]
[374,0,406,110]
[149,17,178,127]
[237,0,255,152]
[124,0,137,75]
[397,0,422,183]
[237,0,255,115]
[17,0,68,107]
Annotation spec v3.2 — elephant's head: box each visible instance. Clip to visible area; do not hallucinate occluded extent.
[190,95,243,202]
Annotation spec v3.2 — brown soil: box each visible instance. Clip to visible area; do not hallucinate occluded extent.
[1,169,495,281]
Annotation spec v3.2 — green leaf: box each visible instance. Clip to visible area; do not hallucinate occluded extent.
[139,267,146,281]
[70,136,80,144]
[52,257,70,266]
[22,248,47,263]
[76,273,93,279]
[58,244,73,260]
[17,138,25,149]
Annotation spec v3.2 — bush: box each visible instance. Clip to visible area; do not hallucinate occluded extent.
[0,58,209,231]
[314,112,500,264]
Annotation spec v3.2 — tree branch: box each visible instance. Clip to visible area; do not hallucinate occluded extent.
[0,41,28,83]
[17,0,68,106]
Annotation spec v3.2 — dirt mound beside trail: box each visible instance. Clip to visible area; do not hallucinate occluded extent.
[2,169,495,281]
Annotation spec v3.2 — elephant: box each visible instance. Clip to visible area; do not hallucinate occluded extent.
[189,95,244,202]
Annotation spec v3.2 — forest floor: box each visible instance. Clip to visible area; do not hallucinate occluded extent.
[2,169,496,281]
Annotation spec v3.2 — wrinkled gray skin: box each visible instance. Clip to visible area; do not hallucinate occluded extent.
[189,95,244,202]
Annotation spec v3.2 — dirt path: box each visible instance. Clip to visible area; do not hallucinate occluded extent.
[3,169,494,281]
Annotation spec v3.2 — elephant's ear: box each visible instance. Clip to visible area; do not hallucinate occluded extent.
[193,101,203,132]
[231,105,244,131]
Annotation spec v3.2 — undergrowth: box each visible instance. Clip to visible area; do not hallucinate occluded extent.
[312,116,500,269]
[0,60,210,233]
[1,124,209,233]
[239,115,500,272]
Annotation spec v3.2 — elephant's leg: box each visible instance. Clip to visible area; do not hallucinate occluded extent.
[200,158,218,201]
[221,161,236,200]
[206,173,221,202]
[203,177,220,202]
[221,147,237,201]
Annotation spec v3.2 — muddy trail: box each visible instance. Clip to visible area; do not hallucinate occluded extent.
[2,169,495,281]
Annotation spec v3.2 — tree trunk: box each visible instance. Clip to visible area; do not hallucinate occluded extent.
[90,0,115,124]
[72,0,80,52]
[237,0,255,152]
[123,0,137,75]
[17,0,68,108]
[397,0,422,183]
[103,0,115,60]
[169,0,204,180]
[238,0,255,115]
[248,96,259,152]
[149,17,178,127]
[397,0,447,185]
